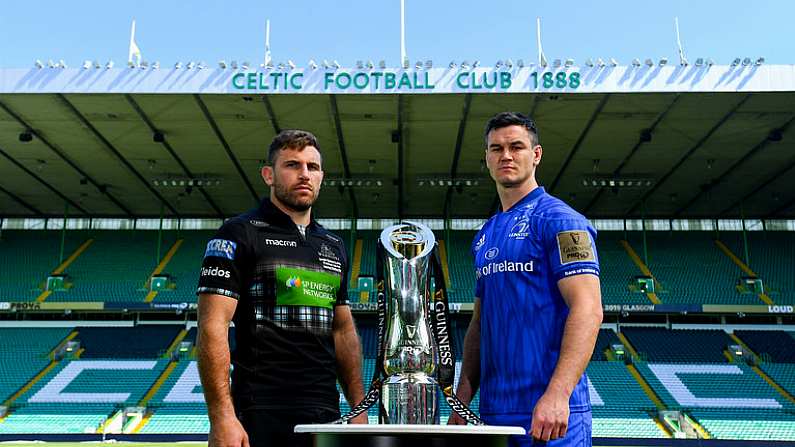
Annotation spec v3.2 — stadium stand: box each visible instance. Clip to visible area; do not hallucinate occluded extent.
[0,230,83,302]
[587,361,667,438]
[0,328,72,402]
[150,230,214,304]
[734,330,795,363]
[444,230,477,303]
[621,328,734,363]
[629,232,751,304]
[597,232,655,305]
[75,326,182,358]
[591,329,622,361]
[722,231,795,304]
[47,231,159,303]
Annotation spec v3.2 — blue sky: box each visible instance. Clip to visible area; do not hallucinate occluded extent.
[0,0,789,68]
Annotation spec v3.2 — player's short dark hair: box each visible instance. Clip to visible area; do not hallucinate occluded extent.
[484,112,539,146]
[267,129,322,166]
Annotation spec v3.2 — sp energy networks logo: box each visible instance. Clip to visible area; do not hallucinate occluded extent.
[276,268,341,309]
[285,276,302,288]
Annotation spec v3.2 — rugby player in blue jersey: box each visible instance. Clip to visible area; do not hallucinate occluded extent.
[449,112,603,446]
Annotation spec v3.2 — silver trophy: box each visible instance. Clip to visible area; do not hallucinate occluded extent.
[380,221,439,424]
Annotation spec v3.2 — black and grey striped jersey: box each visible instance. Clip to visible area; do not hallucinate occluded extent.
[197,198,349,411]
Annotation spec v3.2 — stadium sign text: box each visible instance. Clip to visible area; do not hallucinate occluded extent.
[230,70,581,92]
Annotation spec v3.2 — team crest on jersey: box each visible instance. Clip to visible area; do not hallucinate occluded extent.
[474,234,486,251]
[557,230,595,264]
[318,243,342,273]
[509,215,530,239]
[204,239,237,260]
[485,247,499,260]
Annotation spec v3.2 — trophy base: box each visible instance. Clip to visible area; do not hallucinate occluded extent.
[381,373,439,424]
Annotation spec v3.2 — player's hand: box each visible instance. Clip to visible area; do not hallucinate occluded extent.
[209,416,250,447]
[349,413,369,424]
[447,413,467,425]
[531,389,570,442]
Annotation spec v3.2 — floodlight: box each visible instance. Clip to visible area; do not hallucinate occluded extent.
[609,58,618,66]
[644,58,653,67]
[756,57,765,66]
[659,57,668,66]
[448,61,456,69]
[731,58,741,66]
[308,59,318,69]
[186,61,195,69]
[631,58,640,67]
[174,62,183,69]
[106,61,114,69]
[742,57,751,66]
[35,60,44,68]
[596,58,605,67]
[585,58,594,67]
[82,60,91,69]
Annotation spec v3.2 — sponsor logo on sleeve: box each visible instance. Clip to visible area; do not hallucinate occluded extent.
[204,239,237,260]
[201,267,231,279]
[557,230,595,265]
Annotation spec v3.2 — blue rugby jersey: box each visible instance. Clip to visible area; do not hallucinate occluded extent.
[472,186,599,414]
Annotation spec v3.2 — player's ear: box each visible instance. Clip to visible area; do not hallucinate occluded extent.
[262,165,274,186]
[533,144,543,166]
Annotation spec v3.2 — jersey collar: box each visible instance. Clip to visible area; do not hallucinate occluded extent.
[257,198,320,232]
[502,186,546,213]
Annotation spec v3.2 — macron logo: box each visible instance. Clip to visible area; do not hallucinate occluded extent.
[265,238,297,247]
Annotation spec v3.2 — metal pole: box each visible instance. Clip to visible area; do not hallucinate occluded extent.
[59,203,69,264]
[641,200,649,266]
[157,202,164,265]
[740,202,750,267]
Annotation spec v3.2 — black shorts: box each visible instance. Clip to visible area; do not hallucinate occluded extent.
[238,406,340,447]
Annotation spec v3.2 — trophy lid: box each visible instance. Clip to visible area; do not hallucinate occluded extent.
[380,221,436,261]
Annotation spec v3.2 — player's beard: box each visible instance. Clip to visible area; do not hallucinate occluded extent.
[273,179,318,212]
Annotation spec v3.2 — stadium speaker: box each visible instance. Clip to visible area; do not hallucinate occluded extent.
[153,131,165,143]
[18,130,33,143]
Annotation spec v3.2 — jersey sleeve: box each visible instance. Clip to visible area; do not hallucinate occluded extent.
[196,221,251,299]
[336,240,350,306]
[544,217,600,282]
[472,230,485,298]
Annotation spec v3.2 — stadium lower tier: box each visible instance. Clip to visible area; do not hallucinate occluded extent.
[0,326,793,440]
[2,230,792,305]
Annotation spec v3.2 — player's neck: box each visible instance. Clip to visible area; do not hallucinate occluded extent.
[498,179,539,212]
[270,195,312,226]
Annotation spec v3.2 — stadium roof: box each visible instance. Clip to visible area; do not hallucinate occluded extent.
[0,64,794,219]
